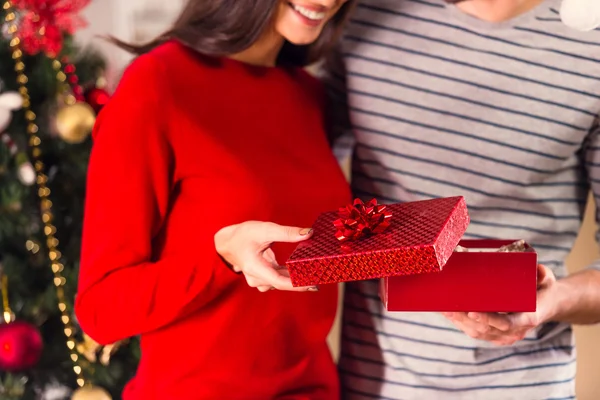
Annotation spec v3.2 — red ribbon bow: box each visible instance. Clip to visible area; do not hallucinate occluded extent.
[333,198,392,242]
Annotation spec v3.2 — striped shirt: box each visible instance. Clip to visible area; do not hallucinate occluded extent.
[324,0,600,398]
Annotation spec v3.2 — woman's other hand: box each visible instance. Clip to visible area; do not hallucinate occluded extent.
[214,221,318,292]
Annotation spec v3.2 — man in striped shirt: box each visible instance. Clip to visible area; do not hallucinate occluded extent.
[326,0,600,398]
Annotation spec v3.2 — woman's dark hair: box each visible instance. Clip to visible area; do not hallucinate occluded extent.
[111,0,357,67]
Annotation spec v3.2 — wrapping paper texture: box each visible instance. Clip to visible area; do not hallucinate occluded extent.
[286,196,470,286]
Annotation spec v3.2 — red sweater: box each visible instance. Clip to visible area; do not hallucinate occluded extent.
[75,41,350,399]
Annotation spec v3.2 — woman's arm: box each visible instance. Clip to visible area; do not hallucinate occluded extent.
[76,54,319,345]
[75,55,220,345]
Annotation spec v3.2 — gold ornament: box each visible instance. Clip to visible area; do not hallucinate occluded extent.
[71,386,112,400]
[55,102,96,144]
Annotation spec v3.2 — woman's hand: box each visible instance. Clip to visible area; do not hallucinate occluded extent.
[214,221,318,292]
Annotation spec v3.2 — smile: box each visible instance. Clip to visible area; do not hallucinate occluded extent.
[289,3,327,21]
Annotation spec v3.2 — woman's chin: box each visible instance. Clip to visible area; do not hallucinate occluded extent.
[284,32,323,46]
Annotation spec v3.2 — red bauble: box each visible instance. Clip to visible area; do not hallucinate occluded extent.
[0,321,43,372]
[85,88,110,114]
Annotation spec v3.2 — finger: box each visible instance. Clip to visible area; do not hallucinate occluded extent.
[447,318,505,341]
[459,315,493,335]
[537,264,556,287]
[492,337,522,346]
[258,222,314,244]
[273,265,290,277]
[269,272,319,292]
[257,285,275,292]
[450,313,507,338]
[507,312,538,330]
[244,274,270,289]
[443,312,468,322]
[273,267,317,290]
[263,248,278,265]
[468,312,511,332]
[250,258,318,292]
[232,264,243,274]
[460,323,508,341]
[445,312,489,334]
[444,312,485,332]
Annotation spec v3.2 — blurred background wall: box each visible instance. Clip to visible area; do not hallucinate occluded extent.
[76,2,600,398]
[76,0,184,84]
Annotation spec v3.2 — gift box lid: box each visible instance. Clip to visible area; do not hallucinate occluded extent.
[286,196,470,286]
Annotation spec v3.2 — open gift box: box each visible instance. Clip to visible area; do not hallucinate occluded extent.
[285,196,470,286]
[380,239,538,313]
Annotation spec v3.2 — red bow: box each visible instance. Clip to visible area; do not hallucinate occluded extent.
[13,0,90,56]
[333,198,392,242]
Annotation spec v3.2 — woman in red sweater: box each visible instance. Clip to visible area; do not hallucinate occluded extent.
[75,0,354,399]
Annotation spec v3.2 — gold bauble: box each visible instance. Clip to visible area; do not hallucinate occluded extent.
[55,102,96,144]
[71,386,112,400]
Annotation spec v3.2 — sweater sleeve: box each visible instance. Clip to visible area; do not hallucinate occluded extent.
[75,54,218,344]
[583,115,600,271]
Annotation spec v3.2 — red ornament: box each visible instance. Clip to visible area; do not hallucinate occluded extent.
[61,62,85,102]
[333,198,392,242]
[12,0,91,56]
[0,320,43,372]
[85,87,110,113]
[64,63,75,74]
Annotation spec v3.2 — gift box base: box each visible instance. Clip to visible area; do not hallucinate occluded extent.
[380,240,538,313]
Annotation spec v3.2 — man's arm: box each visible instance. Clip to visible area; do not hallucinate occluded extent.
[553,116,600,325]
[549,268,600,324]
[443,118,600,345]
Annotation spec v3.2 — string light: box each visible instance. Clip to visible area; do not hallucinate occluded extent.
[52,58,77,105]
[1,276,15,324]
[3,0,86,388]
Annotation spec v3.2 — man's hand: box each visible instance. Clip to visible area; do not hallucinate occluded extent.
[442,264,558,346]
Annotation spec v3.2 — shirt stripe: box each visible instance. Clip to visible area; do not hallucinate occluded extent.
[325,0,600,398]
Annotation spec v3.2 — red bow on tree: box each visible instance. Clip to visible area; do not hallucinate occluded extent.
[12,0,90,56]
[333,198,392,242]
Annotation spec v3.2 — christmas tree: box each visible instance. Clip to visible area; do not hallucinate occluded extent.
[0,1,139,399]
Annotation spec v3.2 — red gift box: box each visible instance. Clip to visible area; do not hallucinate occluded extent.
[285,196,470,287]
[380,239,538,312]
